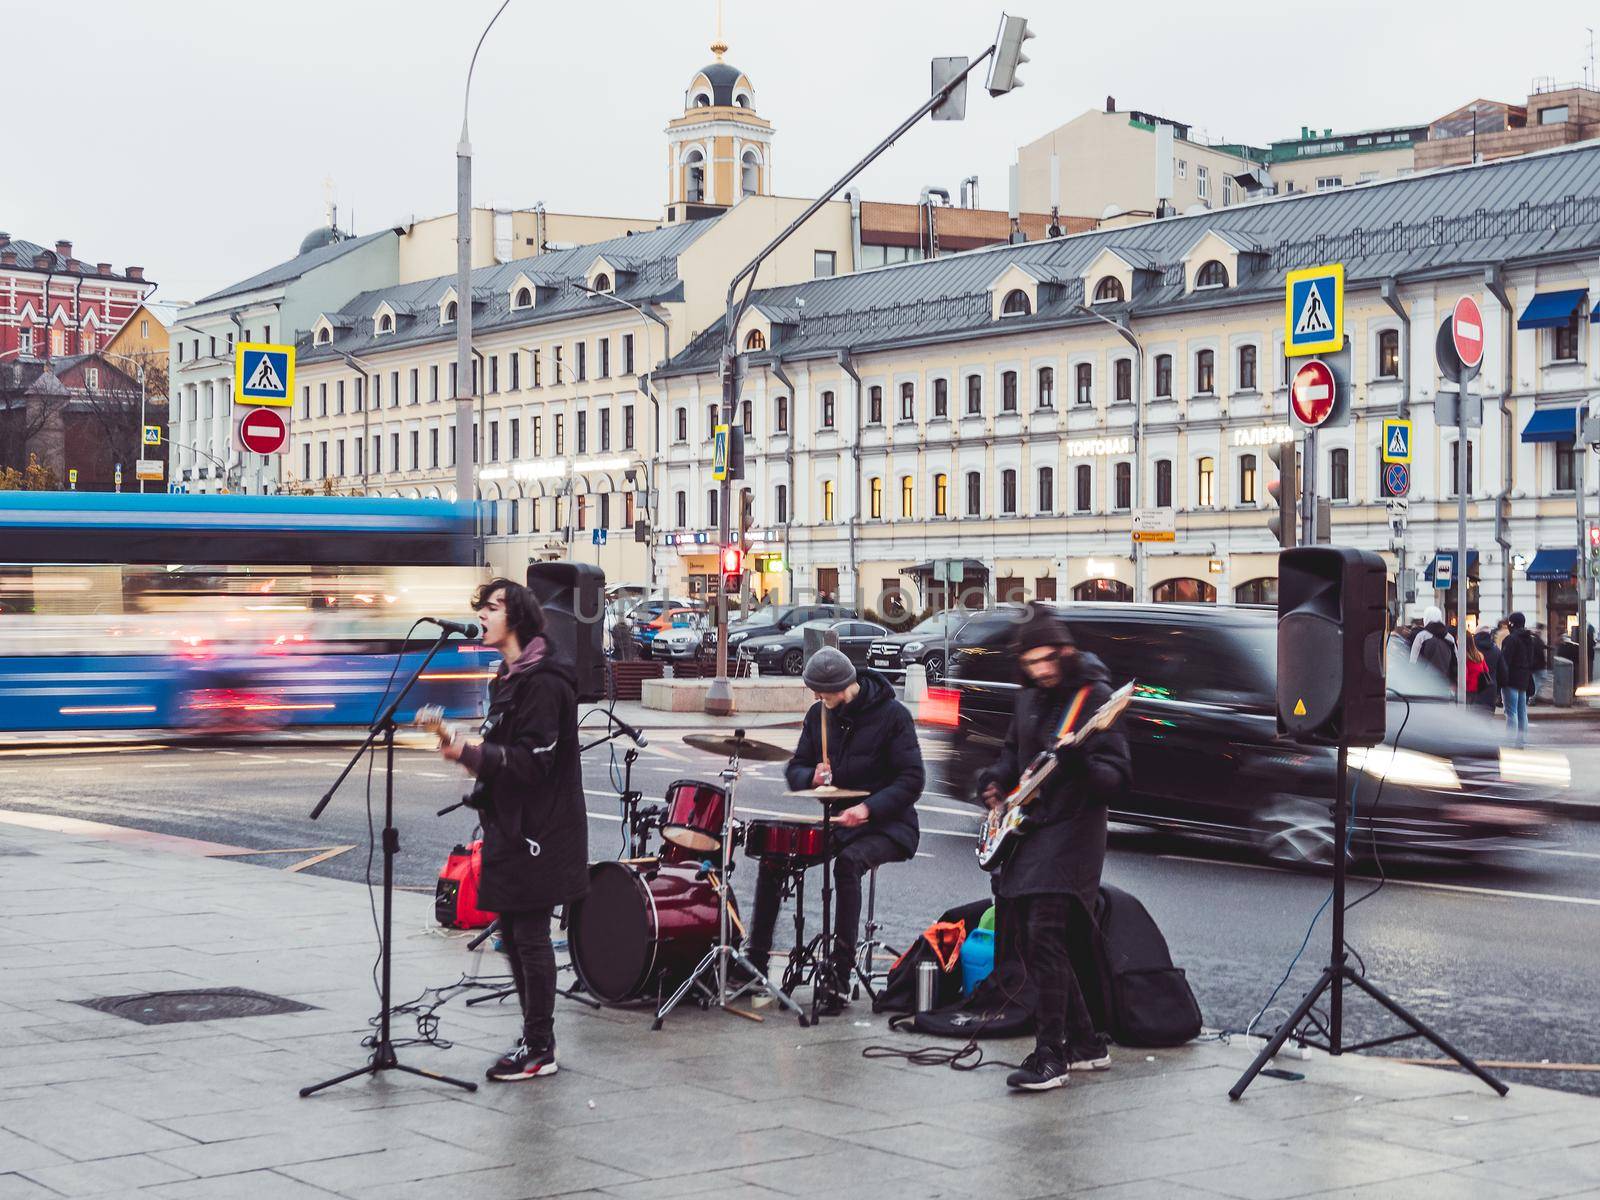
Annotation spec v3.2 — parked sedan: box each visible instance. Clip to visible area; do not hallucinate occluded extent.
[743,619,890,677]
[633,606,704,655]
[867,612,975,683]
[648,613,708,660]
[927,604,1563,866]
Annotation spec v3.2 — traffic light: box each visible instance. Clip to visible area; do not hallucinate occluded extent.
[985,14,1033,96]
[1276,546,1388,746]
[1588,523,1600,575]
[726,425,745,481]
[1266,440,1298,548]
[739,490,755,554]
[720,545,743,575]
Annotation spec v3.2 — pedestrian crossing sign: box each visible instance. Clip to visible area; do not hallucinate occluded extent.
[1382,418,1412,464]
[234,343,295,407]
[1284,263,1344,357]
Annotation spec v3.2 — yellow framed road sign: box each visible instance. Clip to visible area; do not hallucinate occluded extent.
[711,424,730,481]
[234,343,296,407]
[1284,263,1344,357]
[1381,418,1412,464]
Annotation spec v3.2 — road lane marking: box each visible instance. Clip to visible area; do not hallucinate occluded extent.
[287,845,357,873]
[1157,854,1600,908]
[1524,847,1600,862]
[0,744,162,759]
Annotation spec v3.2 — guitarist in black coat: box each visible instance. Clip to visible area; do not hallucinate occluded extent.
[977,605,1131,1091]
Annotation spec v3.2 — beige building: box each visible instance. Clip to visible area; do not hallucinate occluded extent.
[656,143,1600,644]
[1264,125,1424,195]
[397,209,659,285]
[1419,84,1600,170]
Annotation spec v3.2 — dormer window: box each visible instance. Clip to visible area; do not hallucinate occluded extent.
[1196,260,1229,289]
[316,327,332,345]
[443,300,458,324]
[514,287,532,309]
[744,329,767,351]
[377,313,393,334]
[1093,276,1125,304]
[1000,289,1032,317]
[592,273,613,294]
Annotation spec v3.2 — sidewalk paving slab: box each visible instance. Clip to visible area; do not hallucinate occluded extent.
[1,819,1598,1200]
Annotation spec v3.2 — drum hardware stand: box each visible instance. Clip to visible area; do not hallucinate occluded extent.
[853,870,897,1002]
[301,628,478,1098]
[654,732,809,1030]
[1230,744,1507,1101]
[463,921,602,1011]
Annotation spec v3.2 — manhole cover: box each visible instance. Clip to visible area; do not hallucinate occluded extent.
[77,987,316,1025]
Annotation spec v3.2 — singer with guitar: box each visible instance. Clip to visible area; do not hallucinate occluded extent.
[977,605,1131,1092]
[437,578,588,1082]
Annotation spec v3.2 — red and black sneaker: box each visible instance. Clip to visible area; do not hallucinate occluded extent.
[486,1038,557,1082]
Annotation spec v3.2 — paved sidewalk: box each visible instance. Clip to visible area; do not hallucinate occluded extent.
[2,822,1598,1199]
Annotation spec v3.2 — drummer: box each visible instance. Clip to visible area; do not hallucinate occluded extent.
[743,647,924,1014]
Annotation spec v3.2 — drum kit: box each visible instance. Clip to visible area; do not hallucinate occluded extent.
[562,727,866,1028]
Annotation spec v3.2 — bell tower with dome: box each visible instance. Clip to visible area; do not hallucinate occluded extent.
[664,4,774,223]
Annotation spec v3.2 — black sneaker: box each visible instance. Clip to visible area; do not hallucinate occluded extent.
[1067,1043,1112,1071]
[486,1038,557,1082]
[1006,1046,1068,1091]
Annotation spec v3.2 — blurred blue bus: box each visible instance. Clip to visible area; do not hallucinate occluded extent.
[0,493,489,733]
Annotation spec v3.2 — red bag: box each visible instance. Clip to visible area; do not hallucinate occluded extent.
[435,840,496,929]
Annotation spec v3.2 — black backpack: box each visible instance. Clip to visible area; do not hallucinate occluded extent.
[873,899,988,1014]
[1091,884,1202,1047]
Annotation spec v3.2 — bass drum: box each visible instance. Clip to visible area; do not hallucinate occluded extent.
[567,861,736,1004]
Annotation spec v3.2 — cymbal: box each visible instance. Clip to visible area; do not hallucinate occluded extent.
[785,785,870,801]
[736,809,822,822]
[681,732,791,762]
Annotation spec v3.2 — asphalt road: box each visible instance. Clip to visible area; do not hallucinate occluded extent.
[4,722,1600,1098]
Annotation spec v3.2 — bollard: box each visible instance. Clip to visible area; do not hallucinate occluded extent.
[749,662,760,680]
[902,662,928,718]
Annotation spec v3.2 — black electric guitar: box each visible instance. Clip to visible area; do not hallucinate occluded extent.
[975,681,1134,872]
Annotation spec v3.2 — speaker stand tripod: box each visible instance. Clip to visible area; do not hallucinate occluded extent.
[1230,744,1507,1101]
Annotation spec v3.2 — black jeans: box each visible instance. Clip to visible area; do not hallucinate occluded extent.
[497,906,555,1049]
[747,831,909,979]
[997,894,1099,1054]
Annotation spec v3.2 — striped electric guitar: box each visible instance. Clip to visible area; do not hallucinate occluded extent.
[975,681,1135,872]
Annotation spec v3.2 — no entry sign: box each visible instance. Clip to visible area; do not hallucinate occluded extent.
[1290,359,1336,428]
[237,406,288,456]
[1452,296,1484,371]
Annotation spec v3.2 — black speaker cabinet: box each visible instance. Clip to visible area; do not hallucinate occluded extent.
[1277,547,1387,746]
[526,562,606,703]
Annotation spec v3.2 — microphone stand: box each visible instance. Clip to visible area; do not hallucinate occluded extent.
[300,628,478,1098]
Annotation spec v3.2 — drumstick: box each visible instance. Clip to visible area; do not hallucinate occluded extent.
[819,701,830,777]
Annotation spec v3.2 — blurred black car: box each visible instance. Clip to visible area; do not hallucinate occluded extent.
[927,604,1563,866]
[744,619,890,676]
[867,612,976,684]
[711,602,856,659]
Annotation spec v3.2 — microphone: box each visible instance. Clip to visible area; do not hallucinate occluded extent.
[423,617,480,638]
[613,714,649,747]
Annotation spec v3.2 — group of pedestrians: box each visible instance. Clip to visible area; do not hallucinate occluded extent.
[1403,605,1545,743]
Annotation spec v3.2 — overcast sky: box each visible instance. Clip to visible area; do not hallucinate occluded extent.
[8,0,1598,304]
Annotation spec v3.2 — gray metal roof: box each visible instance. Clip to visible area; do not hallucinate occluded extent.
[662,140,1600,376]
[298,219,717,364]
[1,238,143,282]
[196,228,400,305]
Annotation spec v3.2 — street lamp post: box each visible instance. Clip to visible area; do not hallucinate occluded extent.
[1075,305,1144,600]
[703,17,1033,716]
[456,0,513,559]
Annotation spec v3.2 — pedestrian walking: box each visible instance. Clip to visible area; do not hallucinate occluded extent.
[1409,605,1457,680]
[1473,627,1507,712]
[1531,625,1551,703]
[1465,634,1495,710]
[1500,612,1538,745]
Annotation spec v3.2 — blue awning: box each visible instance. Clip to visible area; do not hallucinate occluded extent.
[1517,289,1588,330]
[1521,406,1586,443]
[1526,547,1578,581]
[1423,550,1478,581]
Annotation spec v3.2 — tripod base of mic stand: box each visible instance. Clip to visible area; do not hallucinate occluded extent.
[652,945,809,1031]
[1229,964,1508,1101]
[299,1038,478,1098]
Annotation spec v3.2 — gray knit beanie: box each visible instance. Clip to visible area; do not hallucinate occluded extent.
[801,646,857,692]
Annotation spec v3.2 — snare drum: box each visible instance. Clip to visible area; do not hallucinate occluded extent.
[744,818,830,867]
[660,779,729,860]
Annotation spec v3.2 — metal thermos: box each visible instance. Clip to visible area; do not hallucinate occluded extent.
[915,960,938,1012]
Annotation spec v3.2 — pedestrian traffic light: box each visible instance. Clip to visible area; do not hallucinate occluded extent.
[985,14,1033,96]
[1589,523,1600,574]
[739,490,755,554]
[1266,441,1298,548]
[720,545,743,575]
[1277,546,1388,746]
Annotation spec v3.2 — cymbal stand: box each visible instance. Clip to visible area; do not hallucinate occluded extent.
[654,731,809,1030]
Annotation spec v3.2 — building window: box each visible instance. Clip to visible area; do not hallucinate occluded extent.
[1074,363,1092,406]
[531,349,541,387]
[814,250,836,278]
[675,491,687,527]
[1196,457,1215,507]
[868,386,883,424]
[675,408,687,442]
[1196,260,1228,289]
[870,477,883,519]
[1239,453,1257,504]
[707,490,718,527]
[1327,447,1350,501]
[623,334,635,374]
[575,342,587,381]
[686,150,706,202]
[706,403,717,439]
[1316,176,1343,190]
[822,480,835,522]
[933,378,949,418]
[1115,461,1132,510]
[740,399,753,435]
[1154,354,1172,399]
[443,300,457,323]
[1223,176,1235,207]
[743,329,766,352]
[1195,349,1216,395]
[899,381,915,421]
[1378,329,1400,378]
[1556,445,1576,491]
[1539,104,1570,125]
[514,287,532,309]
[1093,276,1125,304]
[1001,289,1031,317]
[741,149,761,194]
[489,421,500,461]
[576,412,588,454]
[1155,459,1172,507]
[1237,344,1257,391]
[966,374,982,415]
[378,313,393,334]
[532,416,542,457]
[900,475,914,518]
[1552,318,1580,363]
[554,345,563,384]
[555,415,565,455]
[1002,371,1018,412]
[1196,164,1210,200]
[1112,358,1132,403]
[934,473,949,516]
[1449,440,1474,495]
[821,390,836,428]
[1037,366,1055,408]
[775,484,788,523]
[623,405,634,449]
[429,428,440,468]
[19,327,33,356]
[409,430,419,469]
[775,395,788,433]
[600,408,612,451]
[1153,578,1216,603]
[1001,469,1017,514]
[1074,464,1091,512]
[598,339,610,378]
[592,273,612,295]
[966,471,981,516]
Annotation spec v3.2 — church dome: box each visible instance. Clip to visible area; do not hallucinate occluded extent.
[687,61,754,109]
[298,225,341,256]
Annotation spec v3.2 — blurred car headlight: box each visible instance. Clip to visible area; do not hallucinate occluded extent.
[903,641,925,655]
[1498,748,1571,789]
[1347,745,1461,791]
